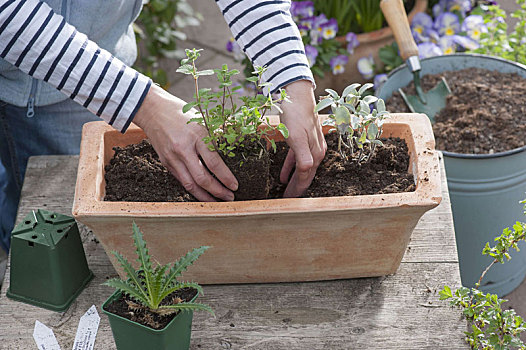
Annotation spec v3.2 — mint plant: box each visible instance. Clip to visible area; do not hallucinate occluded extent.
[314,83,390,164]
[440,199,526,349]
[176,49,289,161]
[104,222,213,316]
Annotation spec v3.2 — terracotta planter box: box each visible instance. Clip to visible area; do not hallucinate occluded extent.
[72,114,441,284]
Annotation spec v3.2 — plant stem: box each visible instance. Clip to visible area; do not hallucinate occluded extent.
[192,62,219,153]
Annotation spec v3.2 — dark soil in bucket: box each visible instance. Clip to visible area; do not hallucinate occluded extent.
[386,67,526,154]
[103,287,197,330]
[104,133,415,202]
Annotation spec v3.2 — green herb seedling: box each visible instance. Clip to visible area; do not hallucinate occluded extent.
[176,48,289,160]
[315,83,390,164]
[440,199,526,349]
[104,222,213,316]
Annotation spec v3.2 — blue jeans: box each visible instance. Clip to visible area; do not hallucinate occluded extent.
[0,99,99,252]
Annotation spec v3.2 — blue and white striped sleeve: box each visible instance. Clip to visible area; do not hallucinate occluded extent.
[0,0,152,133]
[216,0,314,95]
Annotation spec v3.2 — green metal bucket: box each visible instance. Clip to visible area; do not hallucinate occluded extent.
[377,54,526,296]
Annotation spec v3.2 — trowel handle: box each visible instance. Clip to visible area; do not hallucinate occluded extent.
[380,0,419,61]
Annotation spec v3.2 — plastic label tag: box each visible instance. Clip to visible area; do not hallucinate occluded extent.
[72,305,100,350]
[33,320,61,350]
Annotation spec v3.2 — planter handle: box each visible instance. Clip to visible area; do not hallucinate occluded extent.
[380,0,419,60]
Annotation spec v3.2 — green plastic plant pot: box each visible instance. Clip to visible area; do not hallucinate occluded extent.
[102,291,195,350]
[6,209,93,311]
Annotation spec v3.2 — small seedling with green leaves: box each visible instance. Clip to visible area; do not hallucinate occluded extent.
[176,48,289,160]
[104,222,213,316]
[440,199,526,349]
[315,83,390,164]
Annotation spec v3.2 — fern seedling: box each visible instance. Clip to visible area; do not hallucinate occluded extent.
[104,222,213,316]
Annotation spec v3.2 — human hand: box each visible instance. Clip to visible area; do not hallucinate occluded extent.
[279,80,327,197]
[133,84,238,202]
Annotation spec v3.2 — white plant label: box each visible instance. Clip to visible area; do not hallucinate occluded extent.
[72,305,100,350]
[33,320,61,350]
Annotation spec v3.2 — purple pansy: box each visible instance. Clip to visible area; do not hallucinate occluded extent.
[305,45,319,67]
[321,18,338,40]
[299,16,314,30]
[312,14,329,32]
[298,24,309,37]
[346,32,359,54]
[417,42,443,59]
[291,1,314,19]
[438,35,457,54]
[226,37,244,60]
[411,12,433,41]
[373,74,388,91]
[453,35,480,50]
[433,0,471,17]
[357,55,374,79]
[330,55,348,75]
[434,12,460,36]
[461,15,488,41]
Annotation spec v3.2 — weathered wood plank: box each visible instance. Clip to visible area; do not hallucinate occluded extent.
[0,154,468,349]
[0,262,467,349]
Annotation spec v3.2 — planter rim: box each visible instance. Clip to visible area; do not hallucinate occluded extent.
[336,0,428,44]
[102,290,197,333]
[73,113,441,218]
[384,53,526,159]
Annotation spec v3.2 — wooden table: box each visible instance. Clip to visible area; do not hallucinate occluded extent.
[0,155,468,349]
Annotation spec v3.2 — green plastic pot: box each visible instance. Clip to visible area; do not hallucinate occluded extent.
[102,291,195,350]
[377,54,526,296]
[6,209,94,311]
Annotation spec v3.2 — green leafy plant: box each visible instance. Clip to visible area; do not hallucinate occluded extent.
[315,83,390,164]
[176,49,289,160]
[104,222,213,316]
[440,199,526,349]
[312,0,413,35]
[134,0,202,87]
[469,0,526,66]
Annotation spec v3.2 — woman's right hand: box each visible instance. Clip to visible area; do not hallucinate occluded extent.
[132,84,238,202]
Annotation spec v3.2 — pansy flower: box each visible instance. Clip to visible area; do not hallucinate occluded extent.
[411,12,434,43]
[226,37,244,60]
[438,36,457,54]
[297,24,309,37]
[373,73,388,91]
[417,42,443,59]
[357,55,374,79]
[346,32,359,54]
[312,14,329,33]
[305,45,319,67]
[330,55,348,75]
[461,15,488,41]
[299,16,314,30]
[321,18,338,40]
[453,35,480,50]
[291,1,314,19]
[434,12,460,36]
[433,0,471,17]
[446,0,471,16]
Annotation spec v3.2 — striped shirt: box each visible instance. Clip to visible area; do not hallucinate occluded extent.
[0,0,313,132]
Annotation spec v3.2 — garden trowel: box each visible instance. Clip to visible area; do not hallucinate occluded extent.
[380,0,451,122]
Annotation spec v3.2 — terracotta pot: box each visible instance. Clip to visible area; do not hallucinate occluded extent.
[73,113,441,284]
[314,0,428,95]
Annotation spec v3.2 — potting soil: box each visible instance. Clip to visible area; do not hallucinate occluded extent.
[387,67,526,154]
[105,135,415,202]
